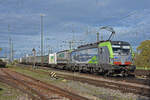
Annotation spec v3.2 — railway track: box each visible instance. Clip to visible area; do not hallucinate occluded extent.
[17,64,150,97]
[0,68,89,100]
[18,64,150,86]
[0,69,41,100]
[37,65,150,86]
[134,70,150,78]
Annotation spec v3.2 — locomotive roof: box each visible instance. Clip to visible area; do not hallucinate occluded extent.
[56,41,131,53]
[77,40,108,49]
[77,40,130,49]
[57,50,70,53]
[111,41,130,45]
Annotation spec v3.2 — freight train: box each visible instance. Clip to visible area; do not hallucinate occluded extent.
[19,40,136,76]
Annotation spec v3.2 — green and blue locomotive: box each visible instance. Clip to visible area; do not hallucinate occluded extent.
[48,40,136,76]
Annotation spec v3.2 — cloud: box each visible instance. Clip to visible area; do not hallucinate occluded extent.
[0,0,150,58]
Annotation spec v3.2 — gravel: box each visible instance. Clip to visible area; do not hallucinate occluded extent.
[11,65,150,100]
[51,78,150,100]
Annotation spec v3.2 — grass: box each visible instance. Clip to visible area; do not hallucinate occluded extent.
[8,65,139,100]
[136,66,150,70]
[0,82,25,100]
[1,64,66,100]
[0,65,28,100]
[8,65,66,85]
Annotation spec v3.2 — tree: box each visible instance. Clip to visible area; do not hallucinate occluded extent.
[134,40,150,69]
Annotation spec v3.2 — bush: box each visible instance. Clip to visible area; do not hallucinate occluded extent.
[134,40,150,69]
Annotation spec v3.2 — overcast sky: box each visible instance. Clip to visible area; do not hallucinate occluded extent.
[0,0,150,58]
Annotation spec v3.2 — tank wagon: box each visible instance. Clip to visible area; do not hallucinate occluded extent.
[20,40,136,76]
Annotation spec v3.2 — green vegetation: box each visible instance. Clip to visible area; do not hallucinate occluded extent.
[135,67,150,70]
[8,65,143,100]
[0,82,25,100]
[134,40,150,70]
[9,66,65,84]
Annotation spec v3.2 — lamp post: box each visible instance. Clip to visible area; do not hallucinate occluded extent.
[32,48,36,69]
[46,38,50,55]
[40,14,45,66]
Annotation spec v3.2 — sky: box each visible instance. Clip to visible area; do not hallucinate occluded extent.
[0,0,150,58]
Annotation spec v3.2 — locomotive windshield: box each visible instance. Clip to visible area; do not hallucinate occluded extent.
[112,45,131,55]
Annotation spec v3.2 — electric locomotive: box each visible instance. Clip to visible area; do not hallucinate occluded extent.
[68,40,135,76]
[48,40,135,76]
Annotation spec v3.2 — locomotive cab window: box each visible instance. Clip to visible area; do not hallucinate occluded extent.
[112,45,131,55]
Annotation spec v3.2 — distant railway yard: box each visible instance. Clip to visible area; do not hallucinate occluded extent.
[0,64,149,100]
